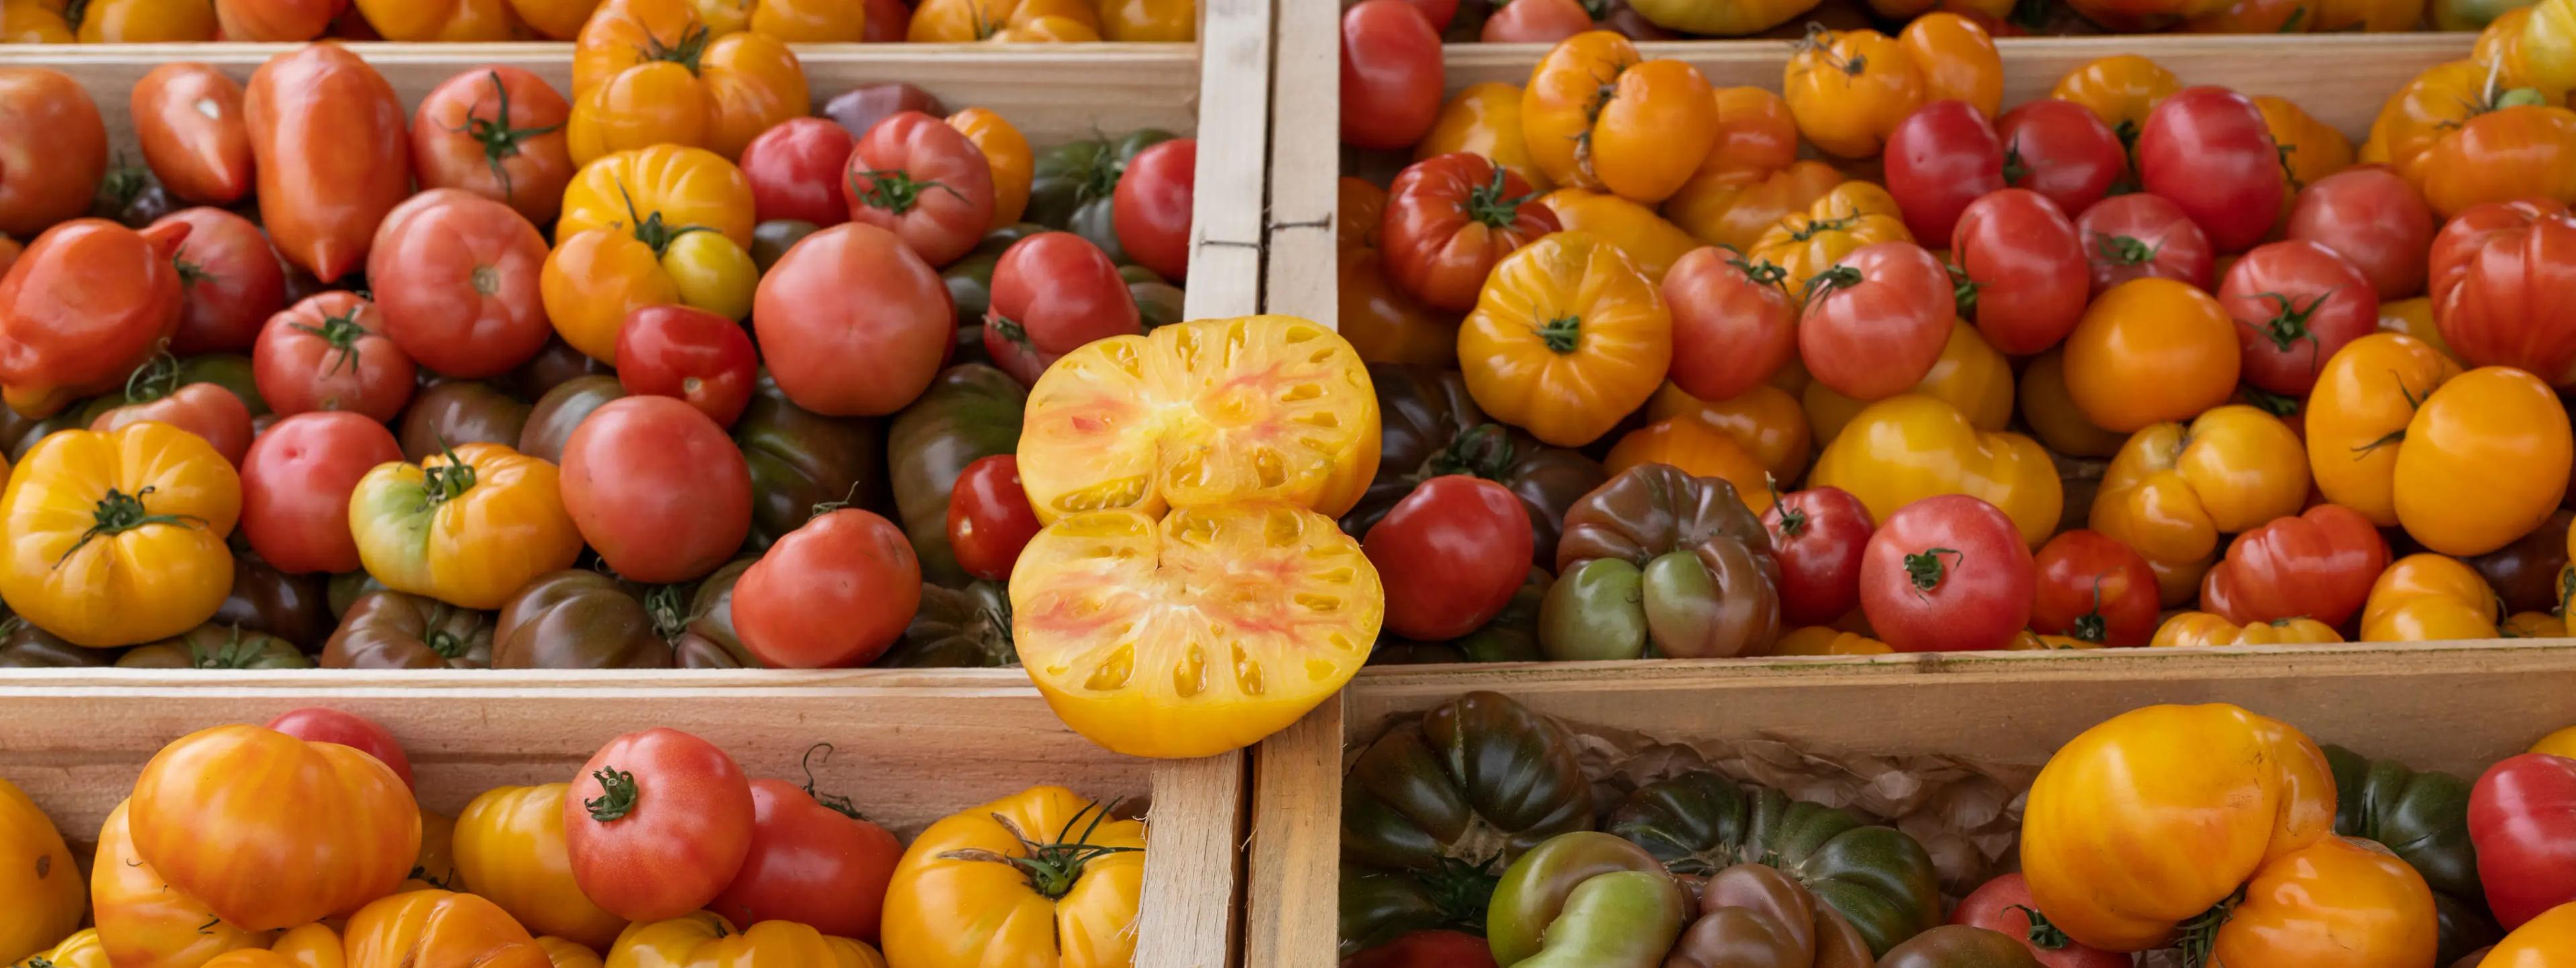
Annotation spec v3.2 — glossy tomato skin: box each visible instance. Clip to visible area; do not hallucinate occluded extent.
[1882,99,2004,243]
[246,43,413,282]
[2222,239,2379,396]
[266,707,415,791]
[1950,873,2130,968]
[2287,167,2436,301]
[559,396,753,584]
[947,454,1044,582]
[614,305,759,428]
[1114,138,1197,283]
[1994,99,2124,217]
[368,189,551,379]
[708,777,904,941]
[1664,246,1795,403]
[735,508,922,668]
[129,724,419,930]
[1798,241,1955,402]
[2200,503,2390,629]
[1951,188,2088,356]
[0,219,191,418]
[845,110,995,268]
[1342,0,1444,150]
[2137,87,2282,254]
[2429,200,2576,388]
[1366,475,1535,641]
[254,292,417,422]
[2471,753,2576,930]
[410,66,574,228]
[0,68,107,239]
[158,208,286,356]
[741,117,855,227]
[564,727,757,922]
[131,63,254,206]
[980,231,1142,386]
[1482,0,1592,40]
[2029,529,2159,647]
[1381,152,1562,313]
[1860,494,2035,652]
[752,223,953,417]
[241,411,404,574]
[2076,193,2214,296]
[1762,485,1874,628]
[91,382,254,468]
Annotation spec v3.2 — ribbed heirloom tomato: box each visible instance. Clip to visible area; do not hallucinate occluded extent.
[343,890,551,968]
[882,786,1144,968]
[2090,405,2309,604]
[348,443,583,610]
[1,422,238,647]
[2363,553,2504,641]
[845,111,995,268]
[131,724,419,930]
[2152,612,2343,646]
[1457,232,1670,448]
[609,914,883,965]
[569,0,810,163]
[1811,394,2063,548]
[563,728,755,922]
[1381,152,1562,313]
[2429,199,2576,386]
[90,800,270,966]
[1747,181,1914,296]
[2200,504,2390,629]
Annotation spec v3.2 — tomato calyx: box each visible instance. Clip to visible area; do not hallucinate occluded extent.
[2070,578,2110,644]
[641,582,692,642]
[1533,314,1582,354]
[2008,904,2077,951]
[119,349,183,405]
[1788,213,1858,243]
[638,23,714,74]
[616,180,716,257]
[95,156,150,211]
[1729,256,1789,289]
[290,305,374,376]
[2351,378,2430,455]
[451,70,564,202]
[1776,502,1810,539]
[1796,23,1868,77]
[187,626,273,669]
[1803,264,1862,302]
[2244,290,2330,355]
[2240,386,2300,417]
[2092,232,2159,267]
[419,443,482,510]
[2171,888,2245,968]
[849,168,966,216]
[800,743,871,820]
[1949,262,1983,319]
[1903,547,1962,598]
[584,766,641,822]
[941,799,1139,900]
[1423,423,1522,482]
[2000,142,2032,184]
[58,486,207,568]
[990,315,1031,349]
[1463,166,1539,231]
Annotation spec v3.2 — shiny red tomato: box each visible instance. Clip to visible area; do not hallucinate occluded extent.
[240,411,405,574]
[2199,503,2390,631]
[564,728,757,922]
[0,218,189,418]
[750,222,953,417]
[409,66,573,226]
[1346,930,1500,968]
[1994,99,2125,217]
[1341,0,1443,150]
[1393,0,1458,29]
[1666,246,1796,403]
[1798,241,1954,401]
[2075,192,2214,296]
[1860,494,2035,653]
[2136,87,2282,254]
[2286,167,2436,302]
[947,454,1044,582]
[158,207,285,355]
[1381,152,1562,312]
[981,231,1142,387]
[743,117,855,227]
[367,189,551,379]
[2471,753,2576,929]
[2219,239,2379,395]
[246,43,412,282]
[708,777,904,942]
[559,395,753,584]
[614,305,759,428]
[252,291,416,422]
[735,508,922,668]
[1114,138,1197,283]
[1366,474,1535,641]
[1949,873,2131,968]
[2429,199,2576,387]
[2028,529,2158,647]
[1762,485,1874,628]
[266,707,414,791]
[93,380,255,467]
[1481,0,1593,41]
[1884,99,2005,244]
[1951,188,2088,356]
[845,111,995,268]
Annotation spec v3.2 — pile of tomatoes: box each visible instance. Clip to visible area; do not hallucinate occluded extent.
[1371,0,2500,44]
[1341,690,2576,968]
[0,0,1197,44]
[0,708,1144,967]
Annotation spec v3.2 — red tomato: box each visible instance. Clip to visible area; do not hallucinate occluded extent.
[158,207,286,355]
[1994,99,2124,217]
[253,291,416,422]
[1366,474,1536,641]
[2075,193,2214,296]
[2199,503,2390,630]
[93,382,254,467]
[862,0,908,40]
[1381,153,1562,313]
[564,728,757,922]
[2429,199,2576,388]
[2286,167,2436,302]
[1797,241,1954,401]
[1762,485,1875,628]
[559,396,753,584]
[743,117,856,227]
[708,777,904,942]
[845,111,994,268]
[410,66,574,226]
[1114,138,1197,283]
[1394,0,1458,30]
[1341,0,1444,150]
[1951,188,2088,356]
[1884,100,2005,244]
[2028,529,2158,647]
[0,68,107,239]
[947,454,1044,582]
[1666,246,1796,402]
[751,222,953,417]
[241,411,403,574]
[1860,494,2035,652]
[2218,239,2379,396]
[1949,873,2131,968]
[132,63,254,206]
[215,0,345,42]
[2471,753,2576,929]
[1346,930,1500,968]
[265,707,415,791]
[2136,87,2283,254]
[614,305,759,428]
[0,219,191,418]
[246,43,413,282]
[981,231,1142,387]
[735,508,922,668]
[367,189,551,380]
[1481,0,1593,41]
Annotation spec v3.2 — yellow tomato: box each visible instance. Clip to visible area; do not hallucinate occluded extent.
[1018,315,1380,522]
[1645,382,1811,480]
[2061,278,2243,433]
[1805,321,2010,444]
[2151,612,2344,647]
[2090,406,2310,605]
[455,784,628,949]
[1782,26,1925,159]
[1664,159,1846,254]
[537,938,604,968]
[1809,393,2063,548]
[949,108,1032,229]
[1898,13,2002,119]
[2020,347,2127,459]
[571,0,810,161]
[347,443,584,610]
[1097,0,1191,40]
[606,915,884,966]
[0,777,78,963]
[2530,724,2576,756]
[1522,32,1718,203]
[1772,627,1892,655]
[2360,553,2503,641]
[1418,82,1550,193]
[908,0,1100,40]
[13,929,105,968]
[2394,367,2573,556]
[2049,54,2182,146]
[0,0,216,39]
[1605,417,1774,514]
[2483,901,2576,967]
[1538,188,1701,284]
[2378,297,2458,362]
[405,810,456,893]
[2306,333,2461,525]
[344,890,551,968]
[2524,0,2576,102]
[543,230,680,363]
[2506,610,2567,637]
[1745,182,1913,297]
[2214,837,2438,968]
[883,787,1143,968]
[273,924,345,968]
[352,0,519,39]
[1694,87,1800,180]
[0,421,238,647]
[559,144,757,250]
[1456,231,1673,448]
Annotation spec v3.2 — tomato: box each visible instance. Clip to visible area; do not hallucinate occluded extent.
[265,707,413,792]
[1383,153,1561,313]
[564,728,755,922]
[2416,103,2576,221]
[945,454,1043,583]
[2306,333,2458,525]
[0,219,190,418]
[2062,278,2240,433]
[0,777,78,965]
[1112,138,1196,284]
[1365,475,1533,642]
[1542,187,1703,282]
[1663,247,1794,404]
[1761,485,1873,628]
[1995,98,2124,217]
[559,144,757,252]
[845,111,994,268]
[1346,930,1497,968]
[1772,626,1894,655]
[91,800,270,967]
[570,0,809,163]
[254,292,417,423]
[1601,417,1771,515]
[368,190,552,380]
[2360,553,2503,642]
[708,777,904,941]
[1797,241,1953,402]
[92,379,253,469]
[1860,494,2034,652]
[409,68,574,228]
[1882,99,2003,244]
[1417,83,1552,195]
[2221,239,2381,396]
[2216,837,2441,968]
[1458,231,1670,448]
[559,396,751,583]
[2136,87,2284,254]
[2477,508,2573,616]
[350,443,582,610]
[1782,26,1925,160]
[2015,349,2123,460]
[247,44,412,283]
[0,69,105,239]
[1664,159,1845,256]
[2471,753,2576,930]
[1,422,237,647]
[1482,0,1590,40]
[2286,168,2434,303]
[949,109,1032,230]
[2153,612,2343,646]
[739,117,855,229]
[1949,873,2130,968]
[153,209,284,357]
[348,0,516,40]
[2200,503,2390,630]
[2090,405,2309,604]
[981,231,1141,386]
[2430,200,2576,387]
[2483,901,2576,967]
[1342,1,1443,150]
[1746,181,1913,297]
[237,412,399,575]
[343,890,552,967]
[908,0,1102,40]
[1340,249,1454,368]
[883,786,1144,968]
[455,784,627,949]
[735,508,921,667]
[543,217,759,364]
[1900,12,2002,117]
[612,305,758,427]
[751,223,952,416]
[131,63,254,207]
[2075,193,2214,297]
[131,724,417,930]
[1952,188,2087,356]
[610,916,883,966]
[2027,529,2157,647]
[2397,366,2575,557]
[1811,394,2064,549]
[1524,32,1716,203]
[2049,54,2181,148]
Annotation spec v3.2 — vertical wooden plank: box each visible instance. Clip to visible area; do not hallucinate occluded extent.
[1183,0,1276,320]
[1140,750,1250,968]
[1242,699,1346,968]
[1260,0,1339,326]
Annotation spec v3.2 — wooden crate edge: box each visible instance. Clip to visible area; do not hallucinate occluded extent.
[1259,0,1336,327]
[1181,0,1275,321]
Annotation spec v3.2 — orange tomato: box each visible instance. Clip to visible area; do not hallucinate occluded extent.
[1697,87,1799,178]
[454,784,628,949]
[1782,26,1925,158]
[2020,347,2127,459]
[2256,95,2355,225]
[2377,296,2459,364]
[1521,32,1718,203]
[2392,366,2573,555]
[2506,610,2568,637]
[92,801,271,967]
[1338,247,1456,368]
[1663,159,1846,254]
[1804,321,2011,444]
[731,0,872,40]
[2305,333,2460,525]
[1772,626,1893,655]
[1458,231,1673,447]
[948,108,1032,229]
[571,0,810,162]
[1897,13,2002,119]
[508,0,606,39]
[2367,60,2576,217]
[2212,838,2438,968]
[2049,54,2182,147]
[1645,382,1812,480]
[2151,612,2344,647]
[2361,553,2503,641]
[1538,188,1702,284]
[1744,181,1913,296]
[343,890,552,968]
[2090,406,2311,604]
[129,724,419,930]
[1605,416,1774,514]
[1417,82,1551,193]
[908,0,1100,40]
[352,0,521,39]
[2483,900,2576,966]
[0,0,215,40]
[2061,278,2242,433]
[1339,176,1384,252]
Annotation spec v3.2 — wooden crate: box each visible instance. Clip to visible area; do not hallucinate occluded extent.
[1242,641,2576,967]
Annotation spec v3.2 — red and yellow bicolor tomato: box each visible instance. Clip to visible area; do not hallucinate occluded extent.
[606,914,883,966]
[1418,82,1551,193]
[1645,382,1811,481]
[557,144,757,250]
[882,787,1144,968]
[1457,231,1672,448]
[1782,26,1924,159]
[1521,32,1717,203]
[348,443,584,610]
[2090,405,2311,605]
[570,0,810,162]
[343,890,551,968]
[2392,367,2573,557]
[1772,627,1894,655]
[1805,321,2012,445]
[130,724,419,930]
[2049,54,2181,146]
[2365,60,2576,217]
[545,146,759,359]
[0,777,79,964]
[2151,612,2344,647]
[2062,278,2243,433]
[455,784,629,950]
[1744,182,1914,297]
[2306,333,2461,526]
[92,800,272,967]
[0,421,238,648]
[0,0,216,41]
[1809,393,2063,548]
[1664,159,1846,255]
[2360,553,2503,641]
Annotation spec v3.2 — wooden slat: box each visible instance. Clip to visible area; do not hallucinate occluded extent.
[1140,751,1251,968]
[1260,0,1339,327]
[1242,698,1343,968]
[1182,0,1274,319]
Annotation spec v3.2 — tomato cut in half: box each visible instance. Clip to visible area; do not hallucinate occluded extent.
[1016,315,1381,523]
[1009,502,1385,758]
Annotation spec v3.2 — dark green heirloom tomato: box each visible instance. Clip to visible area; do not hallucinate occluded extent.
[1607,771,1943,956]
[507,337,613,403]
[1486,832,1688,968]
[1344,365,1607,569]
[518,374,625,464]
[1373,569,1550,666]
[397,380,531,462]
[0,407,81,462]
[1546,464,1782,659]
[0,616,109,667]
[1341,865,1461,957]
[886,364,1024,585]
[1027,128,1176,263]
[117,624,313,669]
[2324,745,2499,964]
[328,573,389,619]
[1875,926,2043,968]
[879,581,1015,667]
[213,553,332,653]
[321,590,494,669]
[1120,264,1186,331]
[1666,864,1874,968]
[735,374,886,551]
[489,567,756,669]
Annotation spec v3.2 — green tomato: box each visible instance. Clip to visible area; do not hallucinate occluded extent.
[1539,559,1647,661]
[1487,832,1685,968]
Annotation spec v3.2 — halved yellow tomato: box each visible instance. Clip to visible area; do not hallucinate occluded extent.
[1009,502,1383,758]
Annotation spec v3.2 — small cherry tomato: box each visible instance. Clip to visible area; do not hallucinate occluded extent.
[1882,99,2004,244]
[1860,494,2035,653]
[1951,188,2088,356]
[2076,192,2214,296]
[1762,484,1875,628]
[2220,239,2380,396]
[1366,474,1536,641]
[614,305,759,429]
[266,707,415,791]
[946,454,1044,583]
[741,117,855,227]
[2136,87,2284,254]
[1995,98,2125,217]
[2029,529,2159,647]
[1798,241,1954,402]
[2286,167,2436,302]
